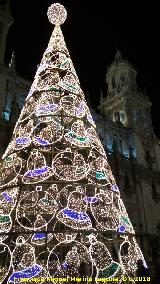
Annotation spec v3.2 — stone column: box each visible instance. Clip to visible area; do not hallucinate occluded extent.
[0,25,8,64]
[0,0,14,64]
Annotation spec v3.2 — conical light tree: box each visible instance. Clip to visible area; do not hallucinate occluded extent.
[0,3,146,284]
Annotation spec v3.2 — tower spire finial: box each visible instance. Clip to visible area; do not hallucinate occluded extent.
[115,49,122,62]
[100,90,103,104]
[47,3,67,26]
[9,51,16,71]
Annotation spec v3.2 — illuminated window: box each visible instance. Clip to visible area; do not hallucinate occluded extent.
[2,110,10,121]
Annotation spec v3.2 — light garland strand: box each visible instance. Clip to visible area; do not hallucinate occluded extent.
[0,3,145,284]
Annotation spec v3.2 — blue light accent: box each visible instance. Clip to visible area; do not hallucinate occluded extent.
[48,86,63,93]
[8,264,42,282]
[35,137,49,145]
[16,137,31,144]
[1,192,13,202]
[4,156,12,162]
[98,261,119,278]
[83,196,98,203]
[95,171,106,179]
[76,102,84,115]
[76,136,88,142]
[36,63,47,75]
[61,262,68,269]
[87,113,94,124]
[0,214,10,223]
[41,196,49,205]
[75,166,85,174]
[39,195,55,206]
[27,89,34,99]
[60,59,69,68]
[61,82,76,91]
[44,47,52,55]
[118,225,126,232]
[2,110,10,121]
[111,184,119,192]
[37,103,58,113]
[121,216,131,226]
[62,208,90,221]
[25,166,49,177]
[32,233,46,240]
[67,131,88,143]
[67,131,77,138]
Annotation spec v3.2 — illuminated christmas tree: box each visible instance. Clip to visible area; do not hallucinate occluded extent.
[0,3,147,284]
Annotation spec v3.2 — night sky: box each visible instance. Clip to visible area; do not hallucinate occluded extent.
[4,0,160,137]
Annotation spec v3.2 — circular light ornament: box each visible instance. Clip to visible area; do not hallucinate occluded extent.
[0,241,11,283]
[47,3,67,25]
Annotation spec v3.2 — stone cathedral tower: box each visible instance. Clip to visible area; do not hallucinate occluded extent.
[97,50,160,263]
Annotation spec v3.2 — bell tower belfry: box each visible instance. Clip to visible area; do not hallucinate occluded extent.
[107,50,137,97]
[99,50,152,135]
[99,50,138,128]
[98,50,160,171]
[0,0,13,64]
[97,51,160,259]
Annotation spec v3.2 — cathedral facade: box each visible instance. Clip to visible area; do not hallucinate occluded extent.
[0,1,160,266]
[0,0,30,157]
[94,51,160,264]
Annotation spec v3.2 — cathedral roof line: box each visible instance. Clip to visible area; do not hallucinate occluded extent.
[107,49,136,75]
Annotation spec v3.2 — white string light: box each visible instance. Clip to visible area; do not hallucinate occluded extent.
[0,3,145,283]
